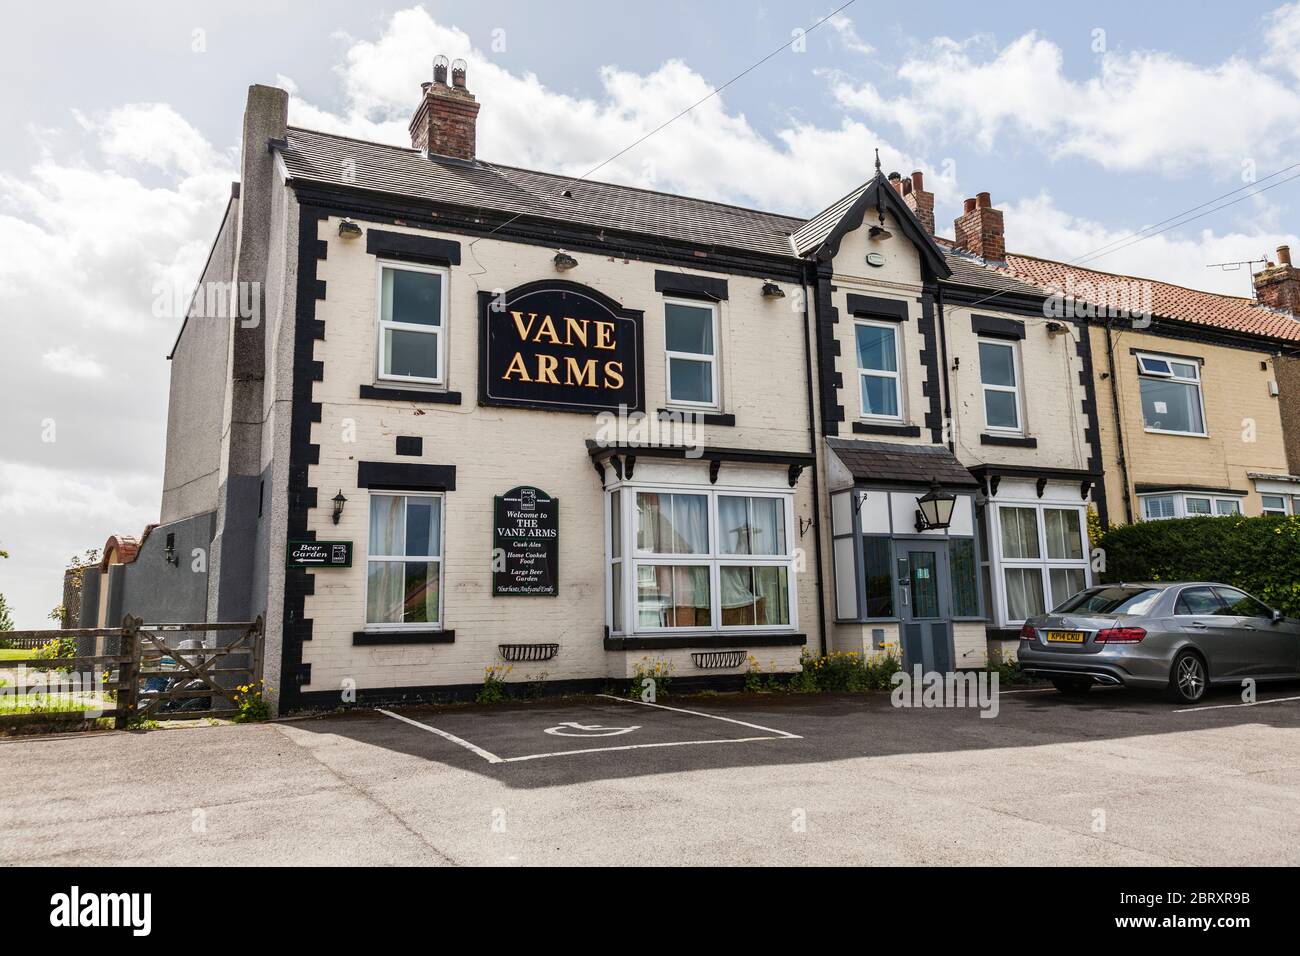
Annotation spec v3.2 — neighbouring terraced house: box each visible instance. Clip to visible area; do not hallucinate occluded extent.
[74,60,1300,712]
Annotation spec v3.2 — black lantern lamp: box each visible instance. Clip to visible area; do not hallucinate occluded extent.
[331,490,347,525]
[914,479,957,533]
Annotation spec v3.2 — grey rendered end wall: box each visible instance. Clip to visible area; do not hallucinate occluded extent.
[117,513,216,625]
[160,196,239,526]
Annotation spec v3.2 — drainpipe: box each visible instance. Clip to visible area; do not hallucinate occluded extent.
[800,268,829,656]
[1104,318,1134,524]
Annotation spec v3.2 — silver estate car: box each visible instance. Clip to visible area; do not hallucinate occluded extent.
[1018,583,1300,703]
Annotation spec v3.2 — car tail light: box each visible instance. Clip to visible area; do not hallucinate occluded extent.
[1095,627,1146,644]
[1019,623,1037,640]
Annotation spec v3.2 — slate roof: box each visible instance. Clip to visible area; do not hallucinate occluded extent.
[1004,253,1300,343]
[827,438,980,487]
[278,127,805,259]
[789,183,867,257]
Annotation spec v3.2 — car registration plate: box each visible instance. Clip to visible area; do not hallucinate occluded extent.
[1046,630,1086,644]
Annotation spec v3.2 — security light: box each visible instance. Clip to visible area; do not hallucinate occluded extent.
[553,251,578,271]
[338,220,363,239]
[761,282,785,299]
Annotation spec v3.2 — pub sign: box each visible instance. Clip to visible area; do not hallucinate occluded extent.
[492,485,559,596]
[287,540,353,568]
[479,280,644,414]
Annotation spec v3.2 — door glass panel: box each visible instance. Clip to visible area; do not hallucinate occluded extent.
[1212,587,1271,619]
[908,550,940,619]
[1175,587,1222,616]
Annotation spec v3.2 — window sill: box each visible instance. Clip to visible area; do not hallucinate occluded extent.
[980,433,1037,448]
[353,629,455,646]
[359,384,463,405]
[1142,428,1208,438]
[852,421,920,438]
[657,408,735,427]
[604,632,806,651]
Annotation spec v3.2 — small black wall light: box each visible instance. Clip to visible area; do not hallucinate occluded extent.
[338,219,363,239]
[164,533,178,566]
[553,251,578,271]
[332,490,348,525]
[761,282,785,299]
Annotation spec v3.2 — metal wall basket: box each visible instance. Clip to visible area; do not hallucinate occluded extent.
[691,650,747,670]
[498,643,560,662]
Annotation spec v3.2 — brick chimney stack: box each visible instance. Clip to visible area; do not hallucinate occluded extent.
[409,55,480,161]
[953,191,1005,261]
[1253,245,1300,314]
[902,170,935,235]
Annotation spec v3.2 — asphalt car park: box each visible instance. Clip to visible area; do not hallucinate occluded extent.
[2,682,1298,865]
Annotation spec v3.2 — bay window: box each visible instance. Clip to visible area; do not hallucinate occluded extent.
[377,261,447,385]
[1139,491,1245,520]
[608,486,795,634]
[993,503,1090,624]
[366,493,443,628]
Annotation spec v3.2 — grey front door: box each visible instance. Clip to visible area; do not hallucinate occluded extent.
[900,544,953,673]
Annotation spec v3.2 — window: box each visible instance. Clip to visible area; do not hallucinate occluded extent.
[377,262,447,384]
[978,339,1022,431]
[855,321,901,419]
[1261,494,1288,516]
[664,299,718,407]
[1137,353,1205,435]
[366,493,443,628]
[1175,587,1223,616]
[612,488,794,632]
[1212,587,1273,619]
[1140,492,1246,520]
[994,503,1089,624]
[862,537,894,617]
[949,538,980,617]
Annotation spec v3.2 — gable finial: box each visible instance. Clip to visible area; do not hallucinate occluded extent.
[874,147,881,175]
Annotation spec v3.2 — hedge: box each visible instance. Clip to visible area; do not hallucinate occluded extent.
[1095,514,1300,617]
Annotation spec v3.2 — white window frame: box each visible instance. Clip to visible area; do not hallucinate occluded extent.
[604,480,798,636]
[855,318,904,422]
[363,491,445,632]
[376,259,449,387]
[1135,351,1207,437]
[988,501,1091,627]
[978,337,1023,433]
[1138,490,1246,520]
[1260,494,1289,516]
[663,297,720,410]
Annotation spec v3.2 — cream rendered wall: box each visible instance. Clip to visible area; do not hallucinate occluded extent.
[299,216,817,693]
[1089,326,1289,522]
[944,306,1093,475]
[828,209,932,445]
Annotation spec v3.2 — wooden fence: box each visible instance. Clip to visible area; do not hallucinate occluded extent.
[0,616,263,731]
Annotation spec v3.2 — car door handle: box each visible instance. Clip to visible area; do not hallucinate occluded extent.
[1189,622,1208,628]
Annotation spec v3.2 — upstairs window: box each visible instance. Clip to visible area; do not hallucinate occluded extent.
[664,299,718,408]
[855,320,902,420]
[978,339,1022,431]
[378,262,447,385]
[1137,353,1205,435]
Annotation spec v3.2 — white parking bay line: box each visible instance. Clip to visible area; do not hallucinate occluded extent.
[379,709,503,764]
[598,693,803,739]
[499,736,786,763]
[1174,694,1300,713]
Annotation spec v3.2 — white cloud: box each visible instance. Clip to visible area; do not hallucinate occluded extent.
[828,15,874,56]
[833,29,1300,174]
[1265,2,1300,81]
[41,346,105,379]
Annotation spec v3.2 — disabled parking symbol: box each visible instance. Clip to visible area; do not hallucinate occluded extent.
[543,721,641,738]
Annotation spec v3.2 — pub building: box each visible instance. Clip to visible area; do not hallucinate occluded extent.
[97,59,1105,712]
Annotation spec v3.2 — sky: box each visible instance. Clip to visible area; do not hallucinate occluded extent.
[3,0,1300,627]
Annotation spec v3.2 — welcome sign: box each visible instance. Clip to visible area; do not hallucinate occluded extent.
[478,281,644,413]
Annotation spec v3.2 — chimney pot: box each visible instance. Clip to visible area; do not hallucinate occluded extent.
[451,58,468,89]
[432,55,449,86]
[976,191,992,209]
[911,170,924,192]
[1278,245,1292,267]
[963,197,977,214]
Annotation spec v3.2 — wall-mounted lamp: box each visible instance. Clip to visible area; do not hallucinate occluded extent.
[868,225,892,240]
[761,282,785,299]
[914,479,957,533]
[332,490,348,525]
[553,251,579,272]
[338,219,363,239]
[164,533,178,566]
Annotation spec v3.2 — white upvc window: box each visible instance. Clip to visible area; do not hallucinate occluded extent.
[978,339,1023,432]
[1139,491,1244,520]
[377,260,448,386]
[855,320,902,420]
[605,483,796,635]
[990,502,1090,626]
[1261,494,1290,516]
[1136,352,1206,436]
[365,492,444,629]
[664,298,719,408]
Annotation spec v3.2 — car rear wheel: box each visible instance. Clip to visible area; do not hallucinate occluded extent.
[1168,650,1207,703]
[1051,677,1092,696]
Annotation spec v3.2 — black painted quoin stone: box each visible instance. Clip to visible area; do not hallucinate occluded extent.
[492,486,559,596]
[478,280,644,414]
